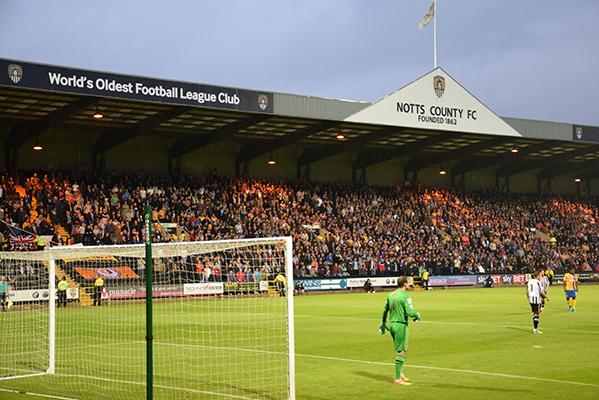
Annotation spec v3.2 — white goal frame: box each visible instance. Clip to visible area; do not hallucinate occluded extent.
[0,236,296,400]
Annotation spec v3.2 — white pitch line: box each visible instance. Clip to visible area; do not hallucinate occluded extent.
[0,372,46,381]
[0,388,77,400]
[298,353,599,388]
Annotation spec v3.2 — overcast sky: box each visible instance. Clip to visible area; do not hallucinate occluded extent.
[1,0,597,125]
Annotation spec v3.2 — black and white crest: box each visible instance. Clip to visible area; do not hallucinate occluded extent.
[433,75,445,98]
[258,94,268,111]
[576,126,583,140]
[8,64,23,84]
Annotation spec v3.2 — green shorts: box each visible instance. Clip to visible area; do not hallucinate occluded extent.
[390,322,409,353]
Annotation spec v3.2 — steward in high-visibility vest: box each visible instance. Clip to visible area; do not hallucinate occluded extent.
[93,277,104,306]
[57,277,68,307]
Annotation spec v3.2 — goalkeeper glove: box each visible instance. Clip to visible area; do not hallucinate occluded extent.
[379,324,387,335]
[412,313,421,322]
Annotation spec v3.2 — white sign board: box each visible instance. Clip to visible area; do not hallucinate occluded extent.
[183,282,224,296]
[9,288,79,303]
[345,68,521,137]
[348,277,399,288]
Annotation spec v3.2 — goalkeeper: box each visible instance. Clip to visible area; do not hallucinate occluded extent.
[379,276,421,386]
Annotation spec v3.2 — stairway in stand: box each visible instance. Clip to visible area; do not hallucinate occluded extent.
[55,224,70,245]
[53,263,93,306]
[51,224,93,306]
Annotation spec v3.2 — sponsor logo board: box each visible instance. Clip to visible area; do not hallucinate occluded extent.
[9,288,79,303]
[183,282,224,296]
[297,279,348,291]
[347,277,399,288]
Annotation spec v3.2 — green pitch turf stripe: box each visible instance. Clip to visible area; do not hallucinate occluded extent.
[298,353,599,388]
[295,314,599,335]
[59,340,599,389]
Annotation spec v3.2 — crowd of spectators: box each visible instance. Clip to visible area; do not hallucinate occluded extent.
[1,170,598,279]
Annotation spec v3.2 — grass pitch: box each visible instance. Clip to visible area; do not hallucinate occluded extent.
[1,285,598,400]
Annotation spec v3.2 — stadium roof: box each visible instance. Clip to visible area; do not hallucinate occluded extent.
[1,57,599,181]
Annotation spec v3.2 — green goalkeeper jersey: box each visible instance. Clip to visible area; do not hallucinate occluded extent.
[382,289,420,325]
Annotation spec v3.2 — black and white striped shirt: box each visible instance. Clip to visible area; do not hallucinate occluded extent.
[527,278,543,304]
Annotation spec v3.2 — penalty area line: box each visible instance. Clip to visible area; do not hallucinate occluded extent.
[0,388,77,400]
[298,353,599,388]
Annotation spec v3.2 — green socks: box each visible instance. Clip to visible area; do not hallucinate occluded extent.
[395,355,405,380]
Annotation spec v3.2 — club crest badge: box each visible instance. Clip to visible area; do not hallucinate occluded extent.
[575,126,583,140]
[433,75,445,98]
[8,64,23,84]
[258,94,269,111]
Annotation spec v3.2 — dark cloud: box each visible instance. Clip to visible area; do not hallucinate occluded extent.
[0,0,597,125]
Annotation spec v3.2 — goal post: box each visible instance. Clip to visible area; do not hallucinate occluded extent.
[47,257,56,376]
[0,236,295,400]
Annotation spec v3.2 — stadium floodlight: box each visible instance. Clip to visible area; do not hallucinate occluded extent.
[439,168,447,175]
[267,152,277,165]
[574,177,582,182]
[32,145,43,151]
[335,134,345,140]
[92,108,104,119]
[0,236,295,400]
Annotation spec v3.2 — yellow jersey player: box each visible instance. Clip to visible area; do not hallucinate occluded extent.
[563,268,579,312]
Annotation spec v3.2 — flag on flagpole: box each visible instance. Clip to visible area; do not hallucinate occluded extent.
[418,1,435,30]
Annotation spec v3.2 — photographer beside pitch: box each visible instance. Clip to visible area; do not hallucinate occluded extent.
[0,275,11,311]
[379,276,421,386]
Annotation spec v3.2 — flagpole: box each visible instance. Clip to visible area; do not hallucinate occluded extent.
[433,0,437,68]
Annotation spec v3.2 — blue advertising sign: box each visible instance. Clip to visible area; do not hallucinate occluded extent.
[298,279,348,291]
[429,275,479,287]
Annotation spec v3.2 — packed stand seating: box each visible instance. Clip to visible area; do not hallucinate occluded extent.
[1,171,598,280]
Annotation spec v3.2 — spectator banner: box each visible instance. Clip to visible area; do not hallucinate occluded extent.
[429,275,479,287]
[9,233,38,251]
[183,282,224,296]
[9,288,79,303]
[297,279,348,291]
[348,277,399,288]
[74,266,140,280]
[0,57,274,114]
[106,284,183,300]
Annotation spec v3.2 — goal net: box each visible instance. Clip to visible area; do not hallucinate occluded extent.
[0,237,295,400]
